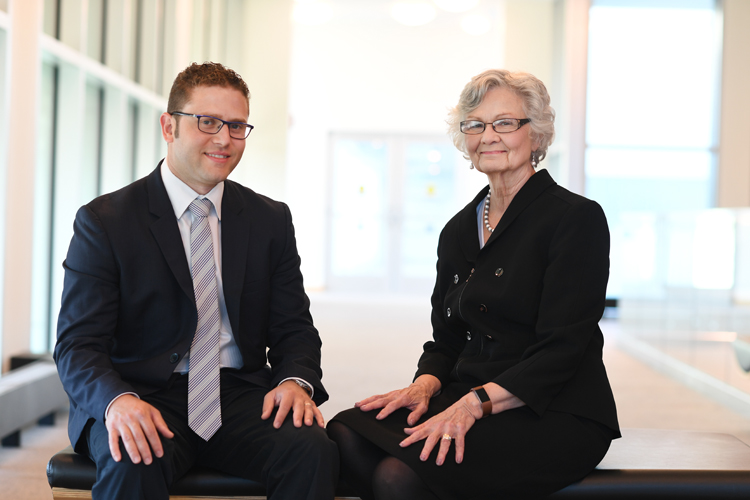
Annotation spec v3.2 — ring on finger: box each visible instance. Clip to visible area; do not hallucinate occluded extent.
[442,433,452,441]
[305,402,312,407]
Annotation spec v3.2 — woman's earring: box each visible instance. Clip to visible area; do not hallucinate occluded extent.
[469,163,475,169]
[530,151,538,168]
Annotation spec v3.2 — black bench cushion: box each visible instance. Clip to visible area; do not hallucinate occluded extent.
[48,429,750,499]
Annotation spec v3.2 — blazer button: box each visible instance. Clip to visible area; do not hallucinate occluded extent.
[447,307,452,317]
[454,274,459,284]
[466,331,472,340]
[495,268,504,277]
[169,353,179,363]
[479,304,487,313]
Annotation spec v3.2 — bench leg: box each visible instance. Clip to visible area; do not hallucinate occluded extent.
[1,430,20,447]
[51,488,91,500]
[39,411,56,426]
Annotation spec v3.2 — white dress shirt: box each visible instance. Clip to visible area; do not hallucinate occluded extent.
[160,161,243,372]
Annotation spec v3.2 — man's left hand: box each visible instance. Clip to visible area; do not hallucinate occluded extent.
[261,380,324,429]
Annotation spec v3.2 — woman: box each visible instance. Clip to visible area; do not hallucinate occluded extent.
[328,69,620,500]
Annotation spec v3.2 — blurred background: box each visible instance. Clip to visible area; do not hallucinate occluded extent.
[2,0,750,458]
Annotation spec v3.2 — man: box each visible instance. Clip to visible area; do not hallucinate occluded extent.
[54,62,338,500]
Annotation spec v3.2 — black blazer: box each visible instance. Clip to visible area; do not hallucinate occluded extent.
[415,169,619,435]
[55,164,327,450]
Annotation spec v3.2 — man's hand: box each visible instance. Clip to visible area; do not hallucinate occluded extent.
[105,395,174,465]
[261,380,324,429]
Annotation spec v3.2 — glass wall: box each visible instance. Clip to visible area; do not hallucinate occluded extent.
[29,1,171,352]
[585,0,721,298]
[1,0,250,364]
[327,134,468,294]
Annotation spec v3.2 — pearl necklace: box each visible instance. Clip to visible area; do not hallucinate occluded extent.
[483,192,494,233]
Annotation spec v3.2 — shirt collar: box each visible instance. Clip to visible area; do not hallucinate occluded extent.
[160,160,224,220]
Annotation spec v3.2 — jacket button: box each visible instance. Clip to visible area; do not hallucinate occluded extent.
[479,304,487,313]
[495,268,504,277]
[447,308,451,317]
[466,331,472,340]
[454,274,459,284]
[169,353,179,363]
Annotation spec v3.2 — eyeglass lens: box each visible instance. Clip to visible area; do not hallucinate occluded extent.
[197,116,252,139]
[460,118,526,135]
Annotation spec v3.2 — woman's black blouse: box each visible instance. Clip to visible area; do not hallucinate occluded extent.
[414,169,620,435]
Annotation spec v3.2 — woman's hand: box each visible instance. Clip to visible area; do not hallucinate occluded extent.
[398,383,526,465]
[399,392,483,466]
[355,375,441,426]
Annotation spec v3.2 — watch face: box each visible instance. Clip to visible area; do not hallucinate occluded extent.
[473,387,489,402]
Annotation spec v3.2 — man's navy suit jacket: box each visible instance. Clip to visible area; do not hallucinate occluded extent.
[54,164,326,451]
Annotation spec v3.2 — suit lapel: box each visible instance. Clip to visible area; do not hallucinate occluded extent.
[458,186,489,264]
[220,181,249,337]
[146,164,195,303]
[483,169,555,248]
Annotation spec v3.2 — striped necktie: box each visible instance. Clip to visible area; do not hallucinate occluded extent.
[187,198,222,441]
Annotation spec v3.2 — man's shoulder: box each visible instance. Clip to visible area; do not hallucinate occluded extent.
[82,172,156,225]
[223,179,289,217]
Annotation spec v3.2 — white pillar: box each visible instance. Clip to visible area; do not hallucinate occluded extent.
[558,0,589,196]
[2,0,43,372]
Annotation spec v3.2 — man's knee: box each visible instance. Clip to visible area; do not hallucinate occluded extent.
[92,452,173,500]
[87,425,175,500]
[277,423,339,463]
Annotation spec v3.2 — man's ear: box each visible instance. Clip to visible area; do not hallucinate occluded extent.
[160,112,176,143]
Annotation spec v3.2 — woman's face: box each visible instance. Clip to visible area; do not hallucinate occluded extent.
[465,86,536,177]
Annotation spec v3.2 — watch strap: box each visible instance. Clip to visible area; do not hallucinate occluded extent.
[293,379,313,396]
[471,386,492,418]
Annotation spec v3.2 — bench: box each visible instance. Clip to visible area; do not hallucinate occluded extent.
[0,358,69,447]
[47,428,750,499]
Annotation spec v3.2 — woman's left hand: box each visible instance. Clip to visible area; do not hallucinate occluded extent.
[399,393,483,465]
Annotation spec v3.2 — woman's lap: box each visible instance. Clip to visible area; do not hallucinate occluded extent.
[331,384,612,500]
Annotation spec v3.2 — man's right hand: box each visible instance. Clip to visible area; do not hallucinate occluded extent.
[105,395,174,465]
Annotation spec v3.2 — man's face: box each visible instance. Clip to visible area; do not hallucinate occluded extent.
[161,85,249,194]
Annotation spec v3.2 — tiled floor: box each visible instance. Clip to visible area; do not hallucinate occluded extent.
[3,294,750,499]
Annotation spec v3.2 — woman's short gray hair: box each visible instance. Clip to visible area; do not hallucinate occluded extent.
[447,69,555,164]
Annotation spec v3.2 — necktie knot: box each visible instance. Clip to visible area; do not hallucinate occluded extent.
[189,198,212,219]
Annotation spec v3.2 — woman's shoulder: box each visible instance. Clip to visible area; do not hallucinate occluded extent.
[538,177,605,217]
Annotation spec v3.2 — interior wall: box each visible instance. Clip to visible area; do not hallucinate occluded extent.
[504,0,555,87]
[228,0,292,201]
[717,0,750,207]
[285,0,507,288]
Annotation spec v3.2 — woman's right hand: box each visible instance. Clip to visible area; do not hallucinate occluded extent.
[354,374,441,426]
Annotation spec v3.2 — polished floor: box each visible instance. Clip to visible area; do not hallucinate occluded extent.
[2,294,750,499]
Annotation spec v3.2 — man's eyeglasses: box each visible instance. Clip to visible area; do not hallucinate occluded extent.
[171,112,254,139]
[460,118,531,135]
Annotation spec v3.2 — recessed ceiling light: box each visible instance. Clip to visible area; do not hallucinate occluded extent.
[433,0,480,13]
[390,2,437,26]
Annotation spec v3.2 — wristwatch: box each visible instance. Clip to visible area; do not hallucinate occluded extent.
[293,379,313,396]
[471,386,492,418]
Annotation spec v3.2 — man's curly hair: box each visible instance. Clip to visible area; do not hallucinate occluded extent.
[167,62,250,114]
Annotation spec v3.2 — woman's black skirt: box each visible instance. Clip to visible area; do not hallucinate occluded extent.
[330,382,613,500]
